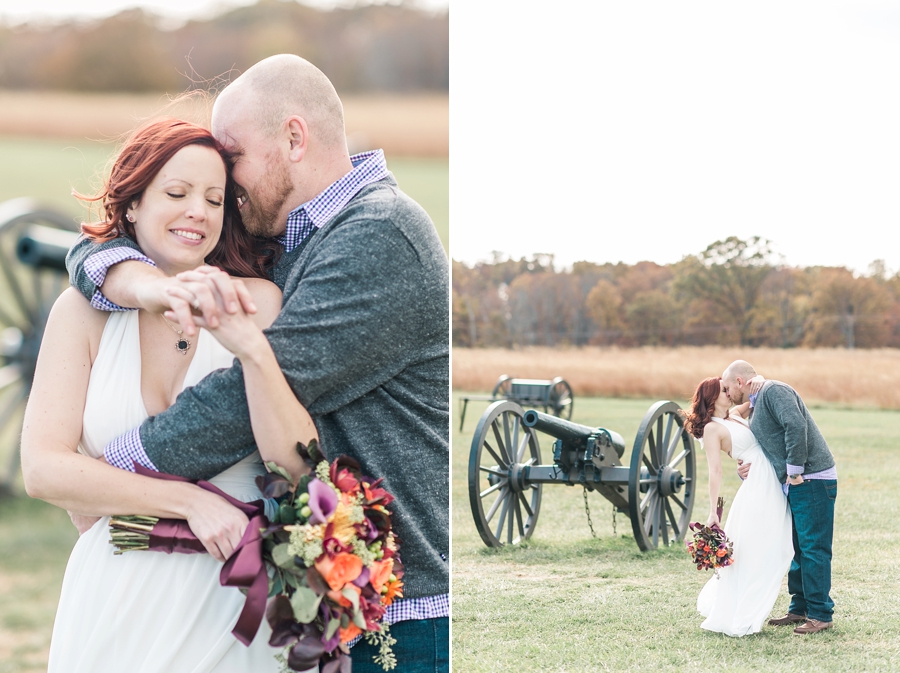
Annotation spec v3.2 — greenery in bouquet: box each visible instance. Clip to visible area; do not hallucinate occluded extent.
[686,497,734,578]
[257,439,404,673]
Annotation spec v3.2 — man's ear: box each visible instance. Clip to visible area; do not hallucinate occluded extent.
[286,116,308,163]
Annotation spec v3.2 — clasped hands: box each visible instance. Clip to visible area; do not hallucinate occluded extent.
[149,265,262,358]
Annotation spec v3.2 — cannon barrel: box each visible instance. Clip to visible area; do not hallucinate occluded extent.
[16,224,80,272]
[522,409,626,456]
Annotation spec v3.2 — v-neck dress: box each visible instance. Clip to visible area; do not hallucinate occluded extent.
[696,415,794,636]
[47,310,281,672]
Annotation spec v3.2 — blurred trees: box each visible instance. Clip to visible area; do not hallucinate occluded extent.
[0,2,448,93]
[453,239,900,349]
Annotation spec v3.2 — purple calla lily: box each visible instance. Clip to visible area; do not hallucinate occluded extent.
[307,478,339,525]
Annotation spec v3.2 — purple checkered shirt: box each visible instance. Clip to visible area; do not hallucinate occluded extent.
[96,148,446,622]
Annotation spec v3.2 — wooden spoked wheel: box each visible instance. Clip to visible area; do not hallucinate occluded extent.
[468,401,542,547]
[627,401,696,551]
[0,199,78,495]
[547,377,574,420]
[491,374,512,399]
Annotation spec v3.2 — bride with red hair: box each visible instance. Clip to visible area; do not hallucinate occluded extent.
[683,376,793,636]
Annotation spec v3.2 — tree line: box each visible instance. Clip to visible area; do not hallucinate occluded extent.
[0,1,447,93]
[453,237,900,349]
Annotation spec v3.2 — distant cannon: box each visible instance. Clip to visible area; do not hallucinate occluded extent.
[0,199,79,495]
[467,399,697,551]
[458,375,574,430]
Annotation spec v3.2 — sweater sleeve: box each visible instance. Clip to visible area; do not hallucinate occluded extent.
[65,235,147,305]
[137,216,442,479]
[766,385,809,469]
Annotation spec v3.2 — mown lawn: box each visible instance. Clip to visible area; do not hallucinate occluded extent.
[452,393,900,672]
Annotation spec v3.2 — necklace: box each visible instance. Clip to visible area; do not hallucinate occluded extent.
[158,314,191,355]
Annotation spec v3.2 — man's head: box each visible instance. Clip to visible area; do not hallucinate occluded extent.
[721,360,757,405]
[211,54,351,237]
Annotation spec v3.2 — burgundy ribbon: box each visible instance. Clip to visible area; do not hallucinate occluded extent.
[133,464,270,646]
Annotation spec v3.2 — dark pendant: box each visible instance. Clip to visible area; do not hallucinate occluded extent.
[175,338,191,355]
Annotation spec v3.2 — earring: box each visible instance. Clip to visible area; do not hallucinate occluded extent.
[126,213,135,223]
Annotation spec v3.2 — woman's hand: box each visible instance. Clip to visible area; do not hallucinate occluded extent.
[164,265,258,338]
[706,512,720,528]
[170,269,265,360]
[184,489,250,562]
[748,375,766,395]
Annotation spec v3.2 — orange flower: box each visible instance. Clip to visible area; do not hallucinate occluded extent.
[316,552,363,591]
[369,559,394,594]
[340,622,362,643]
[327,583,361,608]
[382,579,404,607]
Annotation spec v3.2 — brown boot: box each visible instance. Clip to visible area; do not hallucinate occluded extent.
[793,619,833,634]
[768,613,807,626]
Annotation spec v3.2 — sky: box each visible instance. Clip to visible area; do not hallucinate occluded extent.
[0,0,447,25]
[452,1,900,274]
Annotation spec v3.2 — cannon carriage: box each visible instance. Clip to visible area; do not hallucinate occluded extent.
[458,374,574,430]
[0,198,80,495]
[467,397,697,551]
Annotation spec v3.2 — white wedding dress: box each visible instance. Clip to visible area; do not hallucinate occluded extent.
[696,415,793,637]
[47,310,282,672]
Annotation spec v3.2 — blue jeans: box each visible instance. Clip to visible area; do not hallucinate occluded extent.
[787,479,837,622]
[351,618,449,673]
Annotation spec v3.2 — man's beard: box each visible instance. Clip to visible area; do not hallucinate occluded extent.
[240,160,294,237]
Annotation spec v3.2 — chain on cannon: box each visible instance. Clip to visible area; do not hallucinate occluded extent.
[467,397,697,551]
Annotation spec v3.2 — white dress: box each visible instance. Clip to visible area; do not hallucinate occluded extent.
[47,311,281,672]
[696,415,793,636]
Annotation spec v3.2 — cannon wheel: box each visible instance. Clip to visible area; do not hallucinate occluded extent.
[491,374,512,399]
[547,377,574,420]
[0,199,77,496]
[627,401,696,551]
[468,400,542,547]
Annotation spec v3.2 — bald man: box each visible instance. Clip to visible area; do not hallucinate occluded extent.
[66,55,449,670]
[721,360,837,635]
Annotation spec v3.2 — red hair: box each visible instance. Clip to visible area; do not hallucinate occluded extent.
[77,117,278,279]
[683,377,721,439]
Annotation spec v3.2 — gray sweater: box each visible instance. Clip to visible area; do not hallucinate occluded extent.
[67,174,449,599]
[749,380,835,484]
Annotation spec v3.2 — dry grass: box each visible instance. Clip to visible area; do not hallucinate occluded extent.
[0,90,448,157]
[453,346,900,409]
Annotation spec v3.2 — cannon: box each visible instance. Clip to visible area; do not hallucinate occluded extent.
[458,374,574,430]
[467,399,696,551]
[0,198,79,495]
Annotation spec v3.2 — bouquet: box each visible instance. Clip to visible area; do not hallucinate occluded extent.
[109,440,403,673]
[685,496,734,577]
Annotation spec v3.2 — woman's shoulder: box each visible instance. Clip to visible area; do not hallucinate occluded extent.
[239,277,283,328]
[702,418,728,438]
[46,287,110,356]
[50,287,109,327]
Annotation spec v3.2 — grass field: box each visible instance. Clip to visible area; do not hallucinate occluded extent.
[0,136,448,252]
[453,346,900,410]
[452,392,900,672]
[0,497,76,671]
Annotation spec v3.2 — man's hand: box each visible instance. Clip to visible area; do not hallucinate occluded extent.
[748,375,766,395]
[184,489,250,562]
[69,512,101,535]
[164,266,257,338]
[737,458,751,480]
[786,474,804,486]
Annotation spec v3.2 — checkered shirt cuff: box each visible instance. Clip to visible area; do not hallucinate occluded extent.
[84,248,156,311]
[349,593,449,647]
[104,427,158,472]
